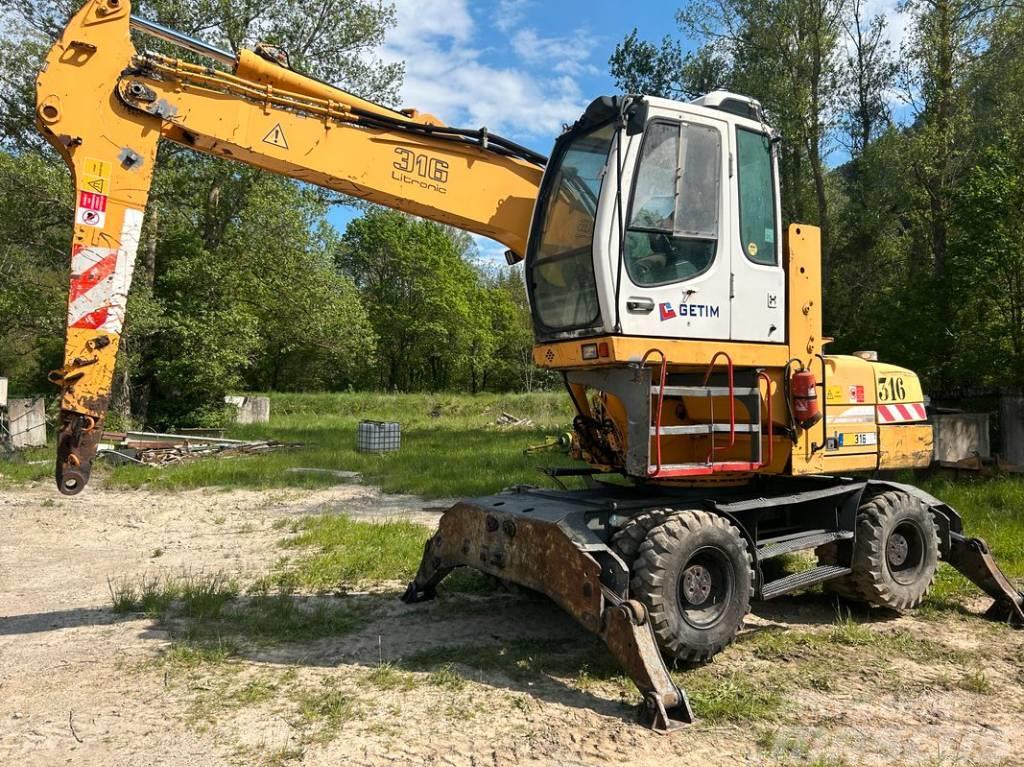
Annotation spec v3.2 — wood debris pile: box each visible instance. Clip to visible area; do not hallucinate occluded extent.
[99,430,299,466]
[494,412,534,429]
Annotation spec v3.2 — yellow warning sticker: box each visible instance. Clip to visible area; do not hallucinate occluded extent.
[80,174,109,195]
[826,385,843,403]
[82,157,112,179]
[262,123,289,149]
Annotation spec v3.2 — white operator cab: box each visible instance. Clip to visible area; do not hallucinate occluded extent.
[525,91,786,348]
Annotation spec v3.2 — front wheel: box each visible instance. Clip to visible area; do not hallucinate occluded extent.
[630,511,753,663]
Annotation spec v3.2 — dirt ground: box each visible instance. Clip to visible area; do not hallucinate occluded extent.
[1,481,1022,767]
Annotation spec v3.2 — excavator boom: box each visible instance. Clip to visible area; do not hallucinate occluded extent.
[36,0,542,494]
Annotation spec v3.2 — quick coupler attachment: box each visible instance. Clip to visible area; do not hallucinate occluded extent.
[401,496,693,732]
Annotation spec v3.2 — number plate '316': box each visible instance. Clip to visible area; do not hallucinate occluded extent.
[392,148,449,194]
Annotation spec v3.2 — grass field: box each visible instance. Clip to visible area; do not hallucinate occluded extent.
[2,391,1023,597]
[0,392,577,497]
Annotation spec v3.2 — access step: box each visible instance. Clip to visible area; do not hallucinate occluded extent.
[757,530,853,560]
[651,385,760,398]
[760,565,852,600]
[650,423,761,436]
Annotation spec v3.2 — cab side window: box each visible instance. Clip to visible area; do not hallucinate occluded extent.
[736,128,777,266]
[624,121,721,287]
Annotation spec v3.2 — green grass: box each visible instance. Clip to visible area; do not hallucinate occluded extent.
[363,663,419,691]
[278,515,432,587]
[294,679,359,734]
[95,391,576,498]
[0,392,575,498]
[109,571,239,619]
[112,571,369,653]
[915,475,1024,603]
[271,513,492,592]
[0,445,53,487]
[743,611,971,667]
[683,670,784,723]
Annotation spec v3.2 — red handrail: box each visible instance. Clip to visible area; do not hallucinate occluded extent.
[701,351,735,462]
[640,348,667,476]
[757,371,773,468]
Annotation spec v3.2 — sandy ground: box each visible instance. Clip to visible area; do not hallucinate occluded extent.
[1,481,1022,767]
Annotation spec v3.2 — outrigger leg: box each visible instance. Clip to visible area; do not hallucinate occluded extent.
[401,495,693,732]
[946,533,1024,627]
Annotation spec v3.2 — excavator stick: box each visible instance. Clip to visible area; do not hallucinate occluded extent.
[36,0,161,494]
[401,493,694,732]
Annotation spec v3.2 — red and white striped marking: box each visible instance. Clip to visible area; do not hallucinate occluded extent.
[67,209,144,334]
[877,402,927,423]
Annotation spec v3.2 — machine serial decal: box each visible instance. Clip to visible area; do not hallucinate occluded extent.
[393,147,449,194]
[827,431,878,450]
[839,432,877,447]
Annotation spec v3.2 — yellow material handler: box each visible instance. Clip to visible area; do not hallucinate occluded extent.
[37,0,1023,732]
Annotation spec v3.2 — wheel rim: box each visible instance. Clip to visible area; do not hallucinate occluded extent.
[886,520,926,585]
[676,546,734,630]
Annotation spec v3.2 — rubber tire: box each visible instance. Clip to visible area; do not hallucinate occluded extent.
[849,491,940,610]
[631,511,753,663]
[609,508,677,567]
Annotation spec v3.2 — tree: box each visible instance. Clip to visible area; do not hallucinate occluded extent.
[0,152,72,393]
[338,209,483,391]
[839,0,897,157]
[0,0,402,422]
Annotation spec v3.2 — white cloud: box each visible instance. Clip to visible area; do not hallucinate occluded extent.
[471,233,512,266]
[381,0,589,138]
[511,27,600,77]
[495,0,532,35]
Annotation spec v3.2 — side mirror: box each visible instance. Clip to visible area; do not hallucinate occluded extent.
[626,99,649,136]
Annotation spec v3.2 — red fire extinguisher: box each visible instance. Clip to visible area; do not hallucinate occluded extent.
[791,366,823,429]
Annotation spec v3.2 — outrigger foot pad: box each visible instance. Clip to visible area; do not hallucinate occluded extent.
[400,582,436,604]
[947,534,1024,628]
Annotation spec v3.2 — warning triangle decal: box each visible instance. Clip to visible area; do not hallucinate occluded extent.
[262,123,289,149]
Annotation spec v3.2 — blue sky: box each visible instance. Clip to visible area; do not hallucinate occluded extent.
[326,0,682,261]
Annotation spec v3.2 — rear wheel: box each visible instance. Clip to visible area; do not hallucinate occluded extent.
[630,511,753,663]
[850,491,940,610]
[609,508,676,566]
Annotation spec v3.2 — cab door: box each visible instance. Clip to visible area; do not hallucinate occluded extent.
[729,127,785,343]
[616,114,732,341]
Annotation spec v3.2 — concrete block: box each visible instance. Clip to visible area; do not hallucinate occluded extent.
[7,397,47,448]
[224,395,270,424]
[931,413,990,463]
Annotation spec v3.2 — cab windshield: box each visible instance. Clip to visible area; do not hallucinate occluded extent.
[527,123,615,332]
